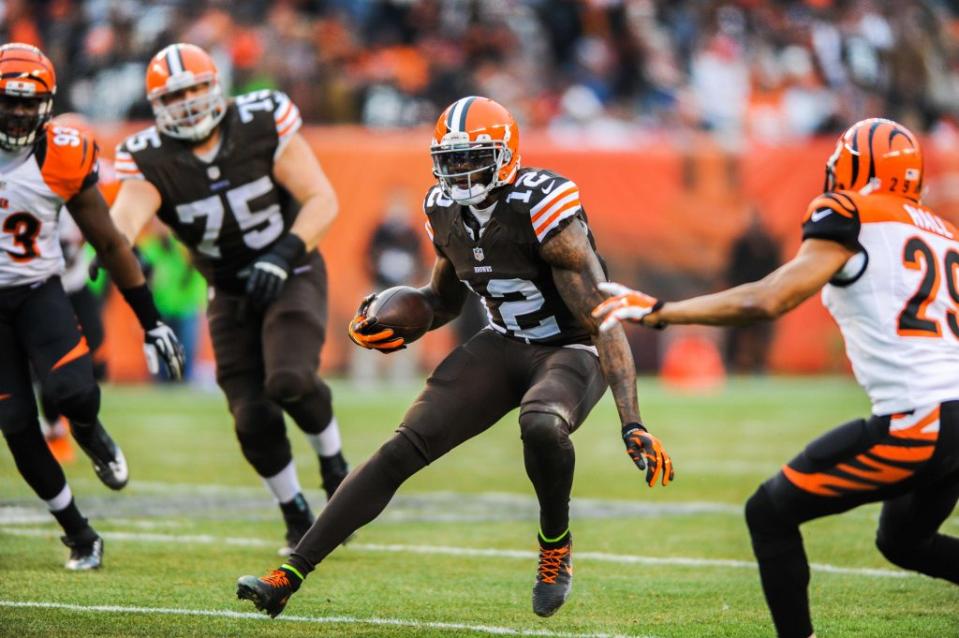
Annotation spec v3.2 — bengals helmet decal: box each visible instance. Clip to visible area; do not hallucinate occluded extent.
[431,96,520,205]
[0,43,56,150]
[145,43,226,142]
[825,118,923,201]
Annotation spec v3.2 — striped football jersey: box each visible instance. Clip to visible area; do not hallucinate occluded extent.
[423,166,602,346]
[803,189,959,414]
[0,124,98,288]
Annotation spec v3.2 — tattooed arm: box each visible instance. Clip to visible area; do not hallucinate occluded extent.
[540,220,640,425]
[542,219,673,486]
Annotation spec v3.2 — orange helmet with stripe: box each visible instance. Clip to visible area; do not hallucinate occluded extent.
[431,96,520,205]
[145,43,226,142]
[0,43,56,150]
[824,118,923,201]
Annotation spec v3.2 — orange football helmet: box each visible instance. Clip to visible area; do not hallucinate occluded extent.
[431,96,520,205]
[0,43,56,150]
[824,117,923,201]
[145,43,226,142]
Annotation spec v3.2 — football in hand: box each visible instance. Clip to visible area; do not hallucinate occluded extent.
[367,286,434,344]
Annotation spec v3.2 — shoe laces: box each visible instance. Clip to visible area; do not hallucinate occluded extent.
[537,545,570,584]
[261,569,291,589]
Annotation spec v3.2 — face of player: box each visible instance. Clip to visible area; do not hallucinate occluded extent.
[0,94,45,143]
[432,145,499,205]
[159,81,214,126]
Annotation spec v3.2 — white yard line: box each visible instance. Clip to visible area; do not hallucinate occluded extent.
[0,526,910,579]
[0,600,648,638]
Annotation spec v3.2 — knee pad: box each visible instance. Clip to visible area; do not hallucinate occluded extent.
[233,400,290,477]
[264,369,316,403]
[48,379,100,426]
[376,431,428,484]
[519,412,571,449]
[745,485,801,560]
[875,528,921,569]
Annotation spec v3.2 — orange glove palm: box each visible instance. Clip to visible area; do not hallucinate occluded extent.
[622,423,674,487]
[347,293,406,353]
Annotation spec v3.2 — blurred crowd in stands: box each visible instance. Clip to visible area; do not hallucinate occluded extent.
[4,0,959,142]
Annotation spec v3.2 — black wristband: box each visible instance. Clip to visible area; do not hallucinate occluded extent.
[271,233,306,263]
[622,422,647,437]
[119,283,161,330]
[650,299,667,330]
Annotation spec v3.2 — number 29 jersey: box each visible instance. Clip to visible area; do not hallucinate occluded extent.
[803,189,959,414]
[115,90,303,293]
[423,167,602,347]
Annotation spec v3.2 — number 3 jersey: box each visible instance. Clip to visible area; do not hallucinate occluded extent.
[115,90,303,293]
[0,125,98,288]
[803,189,959,414]
[423,167,602,347]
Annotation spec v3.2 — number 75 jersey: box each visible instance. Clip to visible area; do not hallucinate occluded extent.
[0,125,98,288]
[115,90,303,293]
[803,189,959,414]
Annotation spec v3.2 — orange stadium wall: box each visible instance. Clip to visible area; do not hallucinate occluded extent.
[90,125,959,380]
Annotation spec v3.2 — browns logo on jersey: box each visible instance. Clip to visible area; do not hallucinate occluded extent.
[115,89,303,293]
[423,166,603,346]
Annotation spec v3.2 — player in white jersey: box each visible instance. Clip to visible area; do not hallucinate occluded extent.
[593,118,959,637]
[0,43,184,570]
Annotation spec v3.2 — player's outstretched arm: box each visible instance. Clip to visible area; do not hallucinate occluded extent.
[542,220,673,487]
[273,133,338,250]
[70,184,185,379]
[594,239,856,330]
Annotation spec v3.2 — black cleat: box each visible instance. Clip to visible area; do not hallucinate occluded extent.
[532,532,573,617]
[319,452,350,501]
[237,569,299,618]
[72,421,128,490]
[61,528,103,571]
[278,493,314,557]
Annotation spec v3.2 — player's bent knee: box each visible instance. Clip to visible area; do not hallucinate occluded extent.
[519,412,571,448]
[264,369,315,403]
[745,485,801,558]
[47,379,100,425]
[875,530,923,570]
[376,431,429,483]
[233,401,290,475]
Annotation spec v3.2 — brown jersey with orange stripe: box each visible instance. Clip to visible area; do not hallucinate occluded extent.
[423,166,603,346]
[802,189,959,414]
[0,123,98,287]
[115,90,304,293]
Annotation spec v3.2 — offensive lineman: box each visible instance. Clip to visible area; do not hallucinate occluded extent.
[109,43,349,553]
[0,43,184,569]
[594,118,959,637]
[237,96,674,618]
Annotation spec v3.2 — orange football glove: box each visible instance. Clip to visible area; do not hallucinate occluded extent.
[592,282,665,331]
[622,423,674,487]
[347,293,406,354]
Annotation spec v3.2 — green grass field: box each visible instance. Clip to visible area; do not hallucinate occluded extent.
[1,377,956,637]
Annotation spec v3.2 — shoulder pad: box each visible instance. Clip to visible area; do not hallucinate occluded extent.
[507,168,583,243]
[802,191,862,248]
[40,124,99,200]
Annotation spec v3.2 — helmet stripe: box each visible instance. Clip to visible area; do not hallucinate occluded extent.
[849,123,862,186]
[165,45,184,75]
[866,119,882,182]
[447,96,477,133]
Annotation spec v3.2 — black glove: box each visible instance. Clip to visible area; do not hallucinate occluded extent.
[245,234,306,308]
[347,293,406,353]
[622,423,674,487]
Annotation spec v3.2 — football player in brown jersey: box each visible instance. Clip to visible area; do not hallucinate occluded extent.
[108,44,349,554]
[237,97,673,619]
[0,44,184,570]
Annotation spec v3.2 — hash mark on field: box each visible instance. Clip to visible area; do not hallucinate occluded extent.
[0,600,650,638]
[0,526,911,579]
